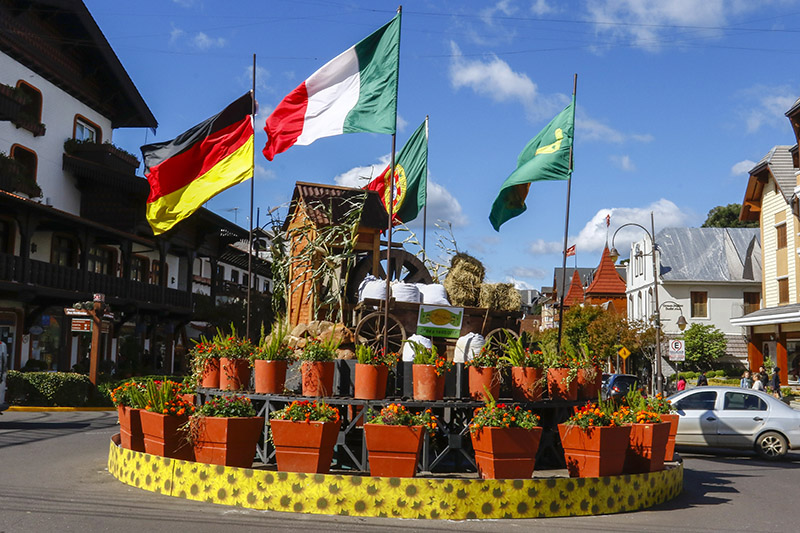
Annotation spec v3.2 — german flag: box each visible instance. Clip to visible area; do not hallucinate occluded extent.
[142,92,254,235]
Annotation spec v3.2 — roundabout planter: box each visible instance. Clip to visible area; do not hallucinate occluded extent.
[139,410,193,461]
[547,368,577,401]
[270,419,341,473]
[577,367,602,400]
[558,423,631,478]
[200,359,220,388]
[625,421,670,473]
[354,364,389,400]
[510,367,544,401]
[301,361,335,397]
[254,359,288,394]
[468,366,501,401]
[364,423,424,477]
[661,413,679,462]
[471,426,542,479]
[192,416,265,468]
[219,357,250,391]
[117,405,144,452]
[412,364,445,401]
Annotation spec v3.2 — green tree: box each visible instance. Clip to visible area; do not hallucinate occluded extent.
[702,203,758,228]
[682,323,727,370]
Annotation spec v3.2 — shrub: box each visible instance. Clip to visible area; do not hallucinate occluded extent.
[6,371,92,407]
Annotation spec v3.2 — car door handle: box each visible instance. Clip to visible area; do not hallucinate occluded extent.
[753,417,764,421]
[706,416,716,421]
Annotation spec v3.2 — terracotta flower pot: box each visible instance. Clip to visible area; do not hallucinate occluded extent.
[471,426,543,479]
[660,413,680,462]
[179,393,196,406]
[557,423,632,478]
[577,367,602,400]
[270,419,341,473]
[412,364,445,401]
[254,359,288,394]
[547,368,578,401]
[200,359,220,388]
[219,357,251,391]
[510,366,544,401]
[117,405,145,452]
[139,410,193,461]
[364,423,424,477]
[625,421,671,473]
[192,416,265,468]
[468,366,501,401]
[354,364,389,400]
[301,361,335,397]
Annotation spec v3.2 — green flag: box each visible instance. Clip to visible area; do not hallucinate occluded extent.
[489,100,574,231]
[366,119,428,224]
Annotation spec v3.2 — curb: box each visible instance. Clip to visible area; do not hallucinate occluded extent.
[7,406,116,412]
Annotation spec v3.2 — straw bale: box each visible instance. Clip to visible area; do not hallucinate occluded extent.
[450,253,485,281]
[479,283,522,312]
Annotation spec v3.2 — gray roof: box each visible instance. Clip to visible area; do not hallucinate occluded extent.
[657,227,760,282]
[553,267,593,297]
[755,146,795,204]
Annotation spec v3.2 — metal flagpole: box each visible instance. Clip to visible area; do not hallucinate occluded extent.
[422,115,429,261]
[383,5,402,357]
[556,73,578,356]
[246,53,256,340]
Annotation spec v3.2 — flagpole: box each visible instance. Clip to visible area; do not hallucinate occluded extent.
[247,53,255,340]
[383,6,402,357]
[422,115,429,261]
[556,74,578,356]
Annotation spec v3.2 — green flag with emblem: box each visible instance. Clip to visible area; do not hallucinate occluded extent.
[489,100,574,231]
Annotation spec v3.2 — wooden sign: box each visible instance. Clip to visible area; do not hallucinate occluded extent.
[71,318,92,332]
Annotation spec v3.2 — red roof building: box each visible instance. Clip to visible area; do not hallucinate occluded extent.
[584,246,627,312]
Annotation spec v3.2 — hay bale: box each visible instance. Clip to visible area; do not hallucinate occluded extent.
[444,253,485,307]
[479,283,522,312]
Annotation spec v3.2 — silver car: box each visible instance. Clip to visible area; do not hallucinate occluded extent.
[668,386,800,459]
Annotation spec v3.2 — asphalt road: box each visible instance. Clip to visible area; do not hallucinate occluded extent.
[0,410,798,532]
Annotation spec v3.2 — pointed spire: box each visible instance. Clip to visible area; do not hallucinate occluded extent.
[586,246,626,295]
[563,269,585,307]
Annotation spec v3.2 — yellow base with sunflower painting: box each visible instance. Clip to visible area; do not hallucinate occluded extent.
[107,438,682,519]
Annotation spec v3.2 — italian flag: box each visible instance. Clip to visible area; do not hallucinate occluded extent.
[262,14,400,161]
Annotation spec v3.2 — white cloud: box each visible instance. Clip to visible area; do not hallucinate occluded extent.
[333,158,467,228]
[169,25,185,45]
[579,113,653,144]
[481,0,517,25]
[193,32,227,50]
[509,266,548,279]
[586,0,752,51]
[610,154,636,171]
[239,65,270,93]
[172,0,198,7]
[530,0,556,15]
[255,164,276,181]
[737,84,797,133]
[528,199,693,256]
[505,276,534,290]
[731,159,756,175]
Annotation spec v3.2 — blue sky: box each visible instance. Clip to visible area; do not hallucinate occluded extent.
[89,0,800,290]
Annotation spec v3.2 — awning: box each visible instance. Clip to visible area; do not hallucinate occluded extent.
[730,303,800,326]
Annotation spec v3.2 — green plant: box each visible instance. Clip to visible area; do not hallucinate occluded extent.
[465,346,505,368]
[682,323,727,371]
[300,338,339,362]
[367,403,438,435]
[647,393,676,415]
[270,399,340,422]
[468,390,540,434]
[5,371,92,407]
[195,394,257,418]
[408,341,453,376]
[254,319,295,361]
[499,332,543,367]
[355,344,398,366]
[129,380,195,417]
[189,334,221,384]
[215,324,256,360]
[564,399,623,429]
[110,381,146,408]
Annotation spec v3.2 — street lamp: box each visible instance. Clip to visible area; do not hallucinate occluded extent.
[659,300,687,331]
[609,212,666,395]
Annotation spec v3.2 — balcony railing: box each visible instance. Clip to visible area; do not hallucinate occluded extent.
[0,252,190,309]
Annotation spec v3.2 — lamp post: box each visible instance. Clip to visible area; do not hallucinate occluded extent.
[609,212,666,395]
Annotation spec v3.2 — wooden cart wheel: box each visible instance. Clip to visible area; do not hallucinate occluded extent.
[484,328,519,353]
[355,311,407,354]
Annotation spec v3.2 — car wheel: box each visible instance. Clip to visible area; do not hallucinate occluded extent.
[755,431,788,459]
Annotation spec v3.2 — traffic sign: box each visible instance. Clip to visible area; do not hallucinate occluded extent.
[618,346,631,360]
[668,339,685,361]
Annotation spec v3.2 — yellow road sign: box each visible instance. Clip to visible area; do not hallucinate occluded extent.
[618,346,631,360]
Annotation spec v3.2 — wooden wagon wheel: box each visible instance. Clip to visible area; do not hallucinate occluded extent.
[484,328,519,353]
[355,311,407,354]
[347,249,433,302]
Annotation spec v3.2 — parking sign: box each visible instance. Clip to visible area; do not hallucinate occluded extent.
[668,339,685,361]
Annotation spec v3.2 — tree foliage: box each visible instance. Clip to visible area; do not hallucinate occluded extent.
[682,323,727,370]
[702,203,758,228]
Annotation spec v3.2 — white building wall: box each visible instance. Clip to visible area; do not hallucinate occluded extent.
[0,53,113,215]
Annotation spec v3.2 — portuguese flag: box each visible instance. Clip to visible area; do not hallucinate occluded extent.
[366,118,428,225]
[262,14,400,161]
[142,92,254,235]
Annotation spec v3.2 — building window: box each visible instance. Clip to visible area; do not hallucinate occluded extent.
[243,274,249,288]
[637,292,642,319]
[151,260,168,285]
[10,145,37,184]
[777,223,788,249]
[74,115,101,143]
[16,81,42,122]
[778,278,790,305]
[743,292,760,315]
[0,218,13,254]
[87,246,116,275]
[216,264,225,281]
[231,270,239,284]
[51,234,78,267]
[690,291,708,318]
[131,255,149,282]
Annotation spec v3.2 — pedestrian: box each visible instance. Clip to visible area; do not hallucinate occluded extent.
[740,370,753,389]
[770,367,782,399]
[676,375,686,391]
[752,373,765,391]
[758,366,769,389]
[696,371,708,386]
